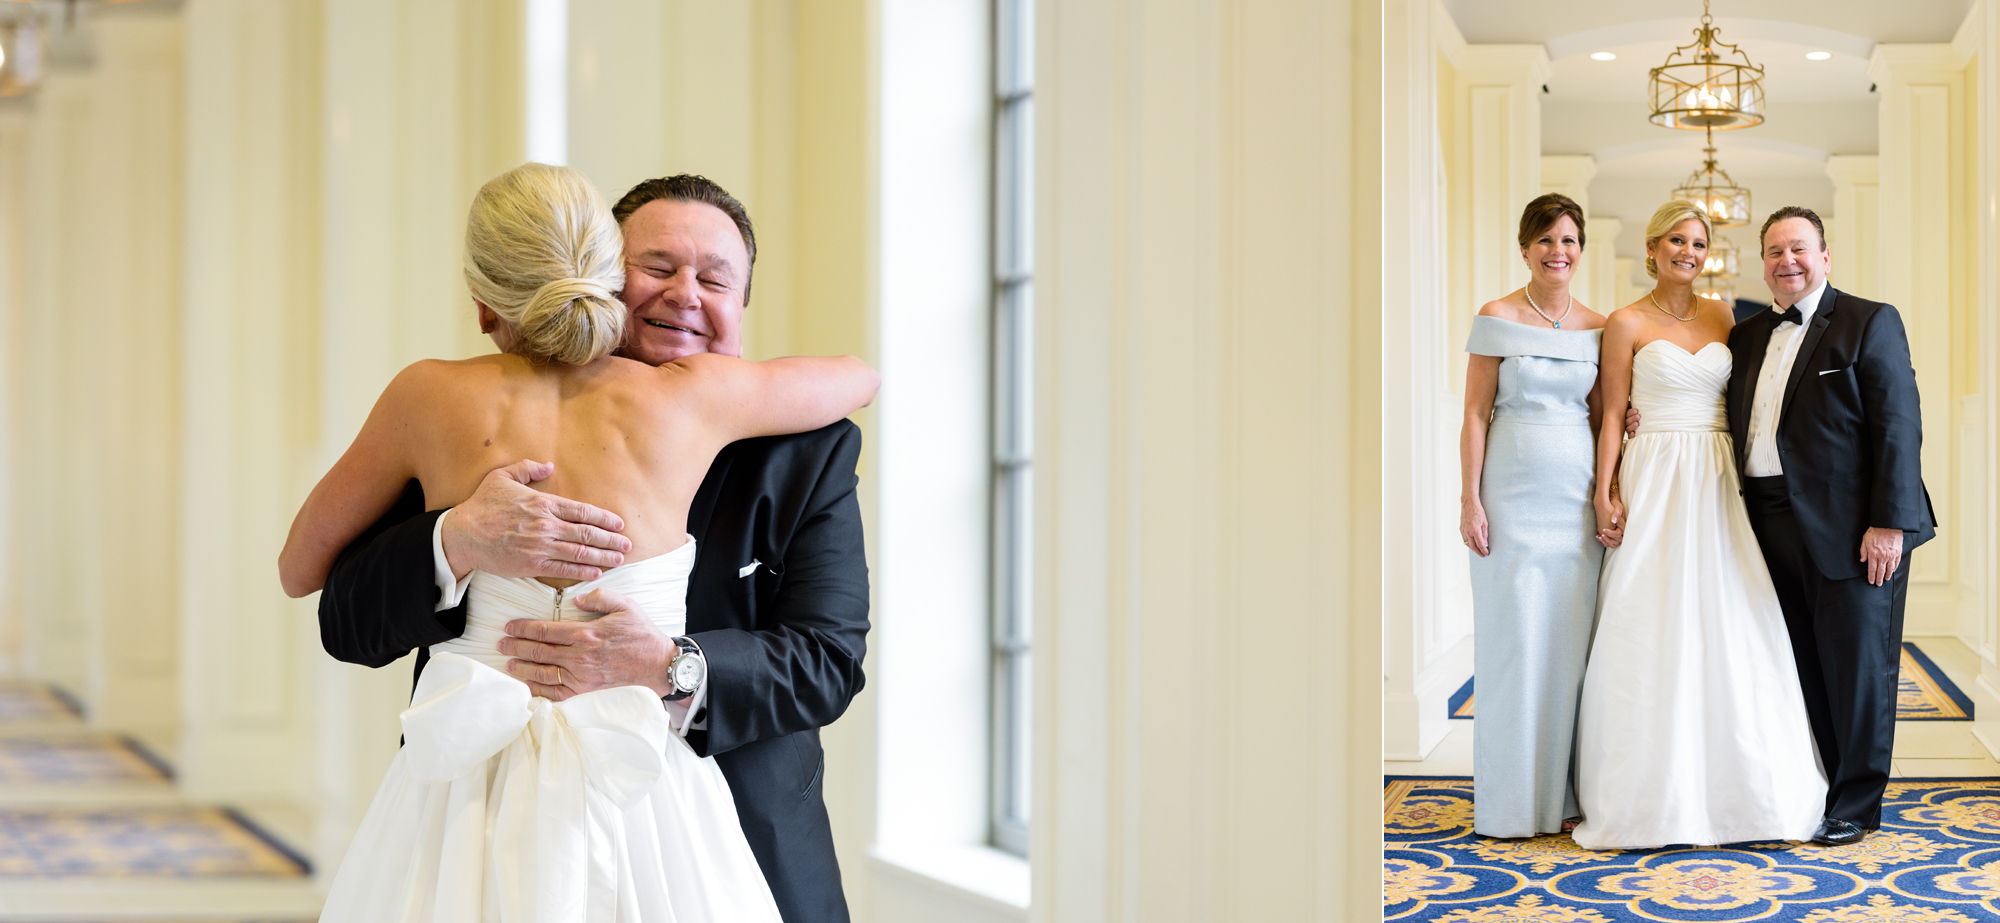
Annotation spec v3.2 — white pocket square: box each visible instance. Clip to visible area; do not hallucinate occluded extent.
[1819,368,1840,376]
[738,560,761,578]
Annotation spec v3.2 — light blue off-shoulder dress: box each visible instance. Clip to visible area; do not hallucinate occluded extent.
[1465,315,1604,838]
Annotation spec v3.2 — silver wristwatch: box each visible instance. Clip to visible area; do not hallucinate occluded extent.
[665,636,705,701]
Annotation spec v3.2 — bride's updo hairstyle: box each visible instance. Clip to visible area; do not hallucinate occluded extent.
[464,163,626,365]
[1642,199,1713,279]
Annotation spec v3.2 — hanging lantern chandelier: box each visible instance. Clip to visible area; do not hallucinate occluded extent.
[1673,128,1753,228]
[1648,0,1766,130]
[0,23,35,98]
[1694,275,1736,306]
[1701,234,1739,279]
[0,11,42,98]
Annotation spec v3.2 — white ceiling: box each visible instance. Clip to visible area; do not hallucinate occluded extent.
[1440,0,1977,264]
[1441,1,1976,47]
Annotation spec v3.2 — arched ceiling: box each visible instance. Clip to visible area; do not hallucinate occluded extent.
[1441,0,1975,261]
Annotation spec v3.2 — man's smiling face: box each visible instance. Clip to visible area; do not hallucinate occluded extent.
[617,199,750,364]
[1761,216,1831,305]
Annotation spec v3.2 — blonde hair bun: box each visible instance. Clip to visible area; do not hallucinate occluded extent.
[464,163,627,365]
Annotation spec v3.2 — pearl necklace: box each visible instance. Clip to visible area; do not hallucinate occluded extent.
[1524,288,1573,329]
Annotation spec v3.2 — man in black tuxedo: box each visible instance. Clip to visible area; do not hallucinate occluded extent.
[1729,206,1935,846]
[317,175,865,922]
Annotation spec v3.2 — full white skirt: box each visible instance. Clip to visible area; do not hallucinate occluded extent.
[318,656,781,923]
[1571,428,1826,850]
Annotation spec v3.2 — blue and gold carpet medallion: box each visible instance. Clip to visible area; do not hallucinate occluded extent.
[1449,643,1973,722]
[0,807,308,878]
[0,683,83,723]
[0,735,173,785]
[1386,778,2000,921]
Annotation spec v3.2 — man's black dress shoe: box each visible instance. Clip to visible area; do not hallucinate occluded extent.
[1812,817,1865,846]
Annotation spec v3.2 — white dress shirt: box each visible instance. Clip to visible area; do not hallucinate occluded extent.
[1743,280,1829,477]
[431,510,709,735]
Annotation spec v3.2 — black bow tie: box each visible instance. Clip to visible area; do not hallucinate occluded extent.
[1774,306,1804,327]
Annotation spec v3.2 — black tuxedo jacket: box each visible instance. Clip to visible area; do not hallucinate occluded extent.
[317,421,868,923]
[1725,287,1936,579]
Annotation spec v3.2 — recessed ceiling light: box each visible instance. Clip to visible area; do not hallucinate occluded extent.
[1590,52,1617,61]
[1805,51,1832,61]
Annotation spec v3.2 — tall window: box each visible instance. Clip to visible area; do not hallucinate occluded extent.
[523,0,568,164]
[989,0,1034,858]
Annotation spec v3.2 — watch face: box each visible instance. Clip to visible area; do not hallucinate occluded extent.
[674,656,704,690]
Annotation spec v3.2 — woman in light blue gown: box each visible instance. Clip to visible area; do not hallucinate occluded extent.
[1458,194,1608,838]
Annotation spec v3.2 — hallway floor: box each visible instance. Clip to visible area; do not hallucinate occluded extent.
[1385,635,2000,778]
[0,685,321,921]
[1386,637,2000,921]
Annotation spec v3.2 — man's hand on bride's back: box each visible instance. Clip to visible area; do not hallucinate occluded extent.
[499,589,675,701]
[440,459,632,582]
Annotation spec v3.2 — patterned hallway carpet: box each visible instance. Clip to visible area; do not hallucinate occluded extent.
[1449,642,1975,722]
[0,735,173,785]
[0,806,309,878]
[1387,777,2000,921]
[0,684,83,724]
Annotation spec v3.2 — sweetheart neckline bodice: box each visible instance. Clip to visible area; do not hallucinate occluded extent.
[1630,339,1730,434]
[1637,338,1727,360]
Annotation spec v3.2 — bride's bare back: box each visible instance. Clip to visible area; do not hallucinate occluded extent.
[280,350,876,597]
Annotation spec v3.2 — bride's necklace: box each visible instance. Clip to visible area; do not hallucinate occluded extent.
[1524,287,1573,329]
[1649,291,1698,322]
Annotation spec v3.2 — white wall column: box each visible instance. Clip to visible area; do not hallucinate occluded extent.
[568,0,755,201]
[19,30,96,699]
[84,7,184,745]
[1439,35,1548,393]
[1825,154,1881,300]
[1614,255,1642,313]
[566,0,812,360]
[1588,218,1622,313]
[1870,44,1970,636]
[311,0,524,874]
[178,0,323,828]
[1540,154,1597,307]
[1382,0,1462,764]
[1539,154,1593,208]
[1035,0,1377,918]
[0,103,26,676]
[1960,0,2000,758]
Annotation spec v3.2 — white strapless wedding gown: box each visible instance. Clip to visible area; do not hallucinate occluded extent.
[319,539,782,923]
[1570,341,1826,850]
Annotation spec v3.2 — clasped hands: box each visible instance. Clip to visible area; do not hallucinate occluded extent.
[441,460,675,701]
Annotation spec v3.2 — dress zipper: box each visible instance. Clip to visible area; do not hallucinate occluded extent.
[553,586,565,621]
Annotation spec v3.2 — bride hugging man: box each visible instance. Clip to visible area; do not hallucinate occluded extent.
[1465,196,1932,852]
[1586,202,1934,850]
[281,163,875,922]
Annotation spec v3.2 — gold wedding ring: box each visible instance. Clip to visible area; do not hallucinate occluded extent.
[555,666,565,686]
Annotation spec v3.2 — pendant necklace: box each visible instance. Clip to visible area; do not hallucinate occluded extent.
[1524,288,1573,329]
[1648,291,1697,322]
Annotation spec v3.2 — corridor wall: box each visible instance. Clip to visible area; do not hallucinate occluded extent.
[0,103,25,675]
[1032,0,1380,919]
[1383,0,1547,763]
